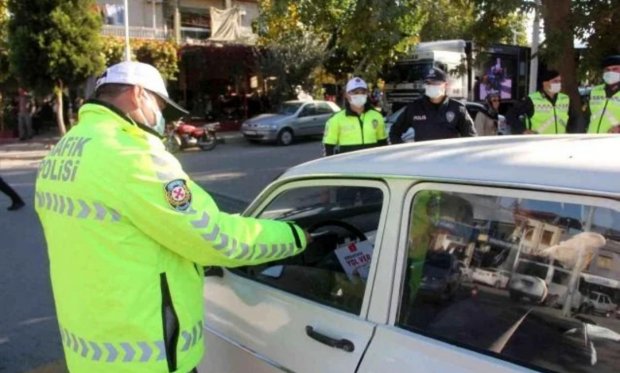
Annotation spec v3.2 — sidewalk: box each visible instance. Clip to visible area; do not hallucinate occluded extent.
[0,131,243,161]
[0,134,59,161]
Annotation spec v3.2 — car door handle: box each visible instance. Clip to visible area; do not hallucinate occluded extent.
[305,325,355,352]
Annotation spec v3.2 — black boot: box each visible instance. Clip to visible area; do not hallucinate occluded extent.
[0,176,25,211]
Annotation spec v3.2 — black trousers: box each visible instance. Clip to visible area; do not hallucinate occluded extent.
[0,176,23,204]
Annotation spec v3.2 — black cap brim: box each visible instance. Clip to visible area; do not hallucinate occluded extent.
[159,95,189,122]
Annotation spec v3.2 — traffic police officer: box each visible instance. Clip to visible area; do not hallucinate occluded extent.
[507,69,573,134]
[322,77,387,156]
[587,55,620,134]
[35,61,308,373]
[389,67,476,143]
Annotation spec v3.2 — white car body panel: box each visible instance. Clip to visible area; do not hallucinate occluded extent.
[358,326,536,373]
[201,273,375,373]
[201,135,620,373]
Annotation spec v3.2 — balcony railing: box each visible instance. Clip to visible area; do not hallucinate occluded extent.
[101,25,211,43]
[102,25,169,40]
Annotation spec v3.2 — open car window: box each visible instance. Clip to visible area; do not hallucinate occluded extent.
[233,184,385,315]
[398,188,620,373]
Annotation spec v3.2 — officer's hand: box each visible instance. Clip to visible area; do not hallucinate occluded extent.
[608,125,620,134]
[523,129,538,134]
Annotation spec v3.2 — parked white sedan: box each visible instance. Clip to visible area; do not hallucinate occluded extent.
[201,135,620,373]
[472,267,511,288]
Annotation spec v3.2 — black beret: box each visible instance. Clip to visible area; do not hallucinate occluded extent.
[424,67,447,82]
[602,55,620,68]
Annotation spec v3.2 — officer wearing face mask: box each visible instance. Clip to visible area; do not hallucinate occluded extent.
[34,61,309,373]
[507,69,574,134]
[323,77,387,155]
[587,55,620,134]
[389,67,476,143]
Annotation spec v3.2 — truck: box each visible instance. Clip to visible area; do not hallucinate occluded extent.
[383,40,531,113]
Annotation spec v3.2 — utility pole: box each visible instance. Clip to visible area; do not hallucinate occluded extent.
[152,0,156,30]
[124,0,130,61]
[529,0,541,94]
[174,0,181,44]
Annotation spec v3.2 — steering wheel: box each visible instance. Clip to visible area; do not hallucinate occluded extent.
[308,220,367,241]
[302,220,367,266]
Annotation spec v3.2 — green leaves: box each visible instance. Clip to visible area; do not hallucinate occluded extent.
[7,0,104,94]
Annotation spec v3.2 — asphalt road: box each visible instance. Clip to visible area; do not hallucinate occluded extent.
[0,138,322,372]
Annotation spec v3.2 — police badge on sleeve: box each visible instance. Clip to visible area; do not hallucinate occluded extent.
[446,111,455,123]
[164,179,192,211]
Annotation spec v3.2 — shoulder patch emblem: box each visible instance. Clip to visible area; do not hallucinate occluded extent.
[164,179,192,212]
[372,119,378,129]
[446,111,455,123]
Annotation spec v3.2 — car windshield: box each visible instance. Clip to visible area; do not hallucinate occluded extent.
[388,60,433,82]
[278,102,303,115]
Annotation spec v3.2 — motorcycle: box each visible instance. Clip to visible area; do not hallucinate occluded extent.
[165,118,220,153]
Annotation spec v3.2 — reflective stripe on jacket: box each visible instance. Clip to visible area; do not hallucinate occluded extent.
[528,91,570,134]
[588,84,620,134]
[322,108,386,153]
[35,102,306,373]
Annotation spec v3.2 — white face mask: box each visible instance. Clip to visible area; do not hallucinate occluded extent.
[549,82,562,93]
[603,71,620,85]
[138,92,165,136]
[424,84,445,99]
[349,94,367,108]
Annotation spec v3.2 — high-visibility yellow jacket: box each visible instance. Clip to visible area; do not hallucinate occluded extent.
[35,101,306,373]
[588,84,620,134]
[527,91,570,134]
[322,107,387,154]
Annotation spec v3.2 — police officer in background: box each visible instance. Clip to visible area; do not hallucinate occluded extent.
[507,69,576,134]
[323,77,387,156]
[389,67,476,143]
[35,61,308,373]
[587,55,620,134]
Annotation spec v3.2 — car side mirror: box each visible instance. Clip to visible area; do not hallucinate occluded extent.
[204,266,224,277]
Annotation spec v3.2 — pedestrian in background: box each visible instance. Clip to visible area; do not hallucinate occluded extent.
[35,61,308,373]
[17,88,34,140]
[587,55,620,134]
[507,69,576,134]
[474,90,501,136]
[389,67,476,143]
[323,77,387,156]
[0,176,25,211]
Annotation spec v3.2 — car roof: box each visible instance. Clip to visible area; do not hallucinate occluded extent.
[282,135,620,197]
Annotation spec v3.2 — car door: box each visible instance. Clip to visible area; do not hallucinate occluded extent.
[201,179,390,373]
[293,103,318,136]
[360,182,620,373]
[312,102,337,136]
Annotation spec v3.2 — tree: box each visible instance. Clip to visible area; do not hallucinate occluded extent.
[258,0,529,91]
[8,0,105,135]
[101,37,179,81]
[472,0,620,116]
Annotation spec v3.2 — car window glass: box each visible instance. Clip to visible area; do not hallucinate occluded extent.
[317,103,335,114]
[299,104,317,117]
[234,185,384,314]
[398,189,620,373]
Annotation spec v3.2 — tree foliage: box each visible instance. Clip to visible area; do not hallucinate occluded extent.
[8,0,105,135]
[101,37,180,81]
[0,0,10,84]
[257,0,528,92]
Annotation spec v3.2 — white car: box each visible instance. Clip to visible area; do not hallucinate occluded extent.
[471,267,511,288]
[580,291,617,316]
[201,135,620,373]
